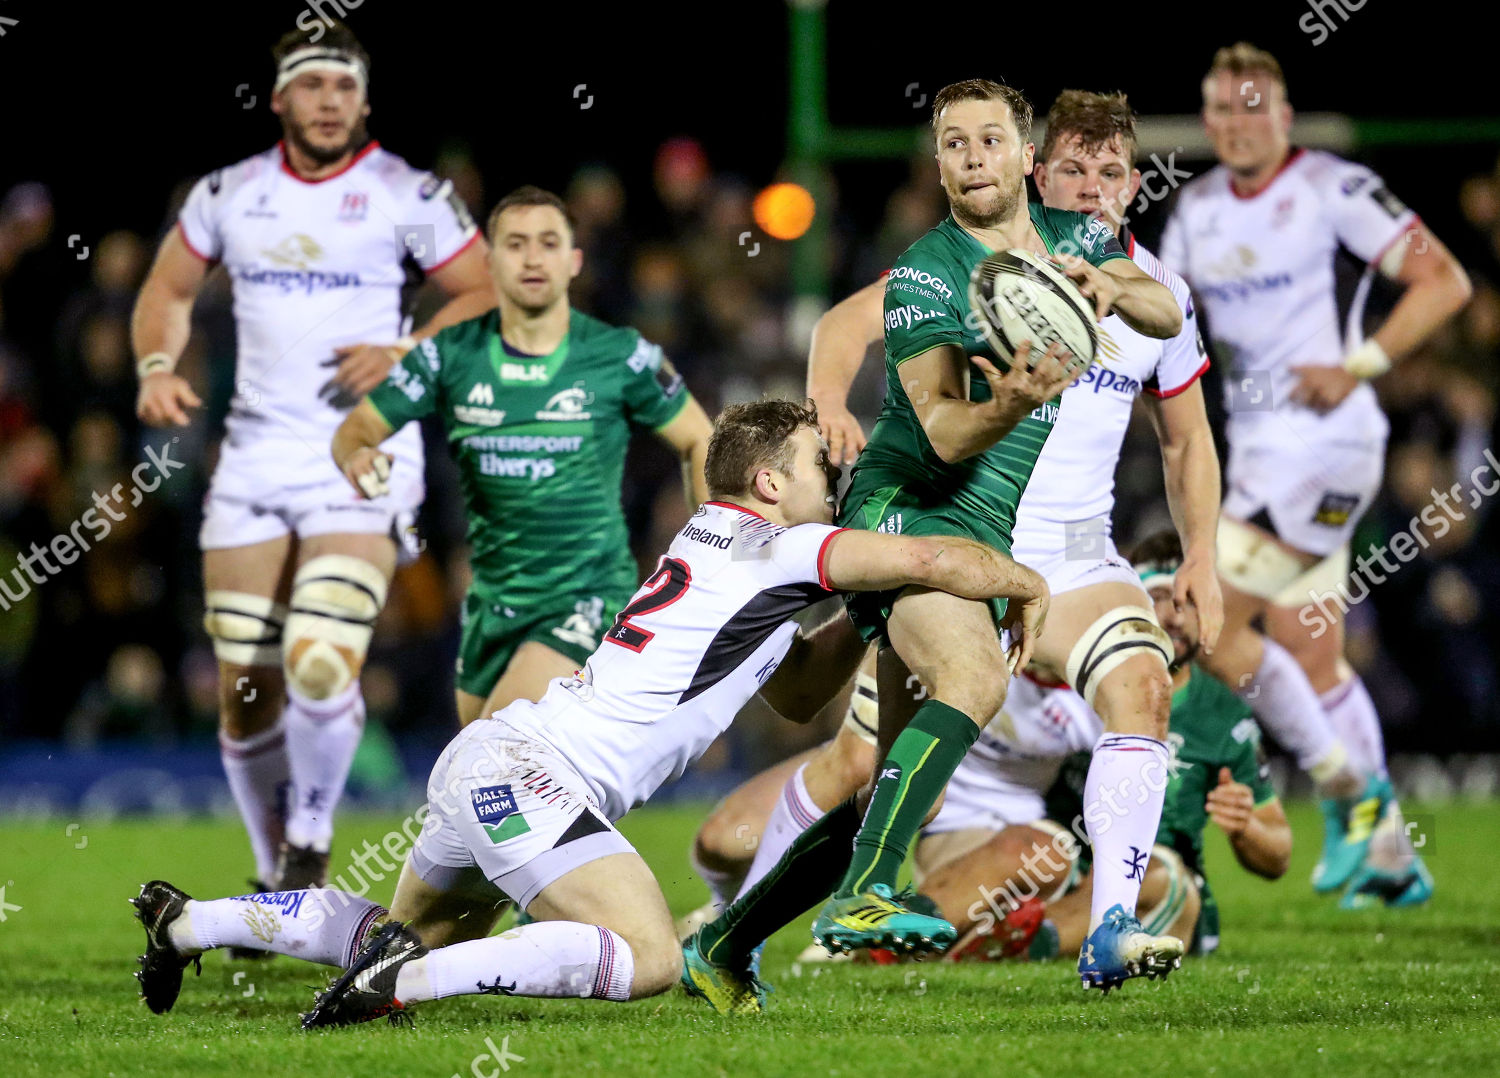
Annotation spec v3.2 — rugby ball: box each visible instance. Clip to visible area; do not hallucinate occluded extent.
[968,249,1098,372]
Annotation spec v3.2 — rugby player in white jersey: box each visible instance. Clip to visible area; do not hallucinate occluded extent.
[131,24,493,897]
[1160,43,1471,906]
[129,400,1048,1022]
[689,90,1218,991]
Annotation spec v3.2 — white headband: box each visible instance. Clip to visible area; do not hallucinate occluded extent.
[1137,564,1177,593]
[274,47,367,94]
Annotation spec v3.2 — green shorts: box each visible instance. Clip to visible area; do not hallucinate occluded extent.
[454,589,623,699]
[838,476,1013,646]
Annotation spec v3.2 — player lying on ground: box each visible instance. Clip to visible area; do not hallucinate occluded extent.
[131,22,494,898]
[334,185,711,727]
[685,85,1208,994]
[131,399,1048,1024]
[914,529,1290,967]
[1162,43,1471,907]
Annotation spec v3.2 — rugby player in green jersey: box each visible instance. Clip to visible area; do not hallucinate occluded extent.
[682,79,1183,1009]
[333,186,712,726]
[915,529,1292,965]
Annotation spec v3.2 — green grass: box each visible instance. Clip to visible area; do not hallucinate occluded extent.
[3,802,1498,1077]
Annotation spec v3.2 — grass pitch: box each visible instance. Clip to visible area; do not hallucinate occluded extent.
[3,802,1498,1077]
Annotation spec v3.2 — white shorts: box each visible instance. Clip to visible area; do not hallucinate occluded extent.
[1223,438,1383,556]
[407,717,635,910]
[199,439,424,560]
[1012,533,1145,600]
[924,755,1049,836]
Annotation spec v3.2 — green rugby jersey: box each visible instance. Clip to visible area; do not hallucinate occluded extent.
[856,203,1129,545]
[366,308,689,608]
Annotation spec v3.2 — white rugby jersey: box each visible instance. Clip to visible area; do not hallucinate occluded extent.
[177,141,478,468]
[498,501,844,820]
[1159,148,1414,449]
[940,674,1101,816]
[1011,235,1208,565]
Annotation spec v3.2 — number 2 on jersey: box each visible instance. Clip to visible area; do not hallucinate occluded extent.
[606,556,692,652]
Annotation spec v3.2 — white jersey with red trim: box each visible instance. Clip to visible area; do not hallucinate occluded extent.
[1160,148,1414,451]
[1010,236,1207,570]
[177,140,478,476]
[497,501,843,821]
[927,674,1101,833]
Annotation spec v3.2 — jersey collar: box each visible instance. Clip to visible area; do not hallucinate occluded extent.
[277,138,380,184]
[1228,146,1305,200]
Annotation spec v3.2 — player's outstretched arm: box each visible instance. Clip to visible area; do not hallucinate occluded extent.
[807,279,884,466]
[1145,380,1223,653]
[1057,255,1182,339]
[823,529,1047,606]
[132,228,208,428]
[332,399,397,500]
[903,342,1076,463]
[1206,767,1292,880]
[655,397,714,507]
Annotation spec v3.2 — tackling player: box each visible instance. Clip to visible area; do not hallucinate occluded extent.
[129,400,1049,1022]
[131,24,493,894]
[687,87,1205,992]
[333,186,712,726]
[1161,43,1471,906]
[916,530,1291,964]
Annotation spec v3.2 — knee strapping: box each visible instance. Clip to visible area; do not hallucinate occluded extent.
[204,590,288,667]
[283,555,388,699]
[1064,606,1172,708]
[840,672,880,746]
[1217,516,1308,601]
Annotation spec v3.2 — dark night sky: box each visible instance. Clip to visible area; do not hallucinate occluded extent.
[1,0,1495,257]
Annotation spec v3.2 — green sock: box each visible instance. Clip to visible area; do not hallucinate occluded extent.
[698,797,860,965]
[838,699,980,897]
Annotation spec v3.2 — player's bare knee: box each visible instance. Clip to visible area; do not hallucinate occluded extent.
[692,818,746,875]
[282,554,388,701]
[217,664,285,737]
[624,925,683,999]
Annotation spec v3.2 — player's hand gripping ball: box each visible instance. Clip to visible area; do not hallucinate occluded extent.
[968,250,1098,374]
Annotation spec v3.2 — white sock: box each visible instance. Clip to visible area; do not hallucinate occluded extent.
[733,763,825,902]
[283,683,365,852]
[168,889,386,968]
[690,850,738,912]
[1240,639,1352,782]
[220,720,290,883]
[395,922,634,1003]
[1320,675,1388,779]
[1083,734,1170,930]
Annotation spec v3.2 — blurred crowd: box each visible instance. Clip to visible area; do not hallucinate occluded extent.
[1,138,1497,767]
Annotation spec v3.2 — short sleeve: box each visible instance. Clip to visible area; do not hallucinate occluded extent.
[365,336,442,430]
[883,253,965,365]
[1145,284,1210,399]
[400,175,481,274]
[620,334,690,429]
[1327,165,1416,266]
[769,523,847,592]
[177,173,223,262]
